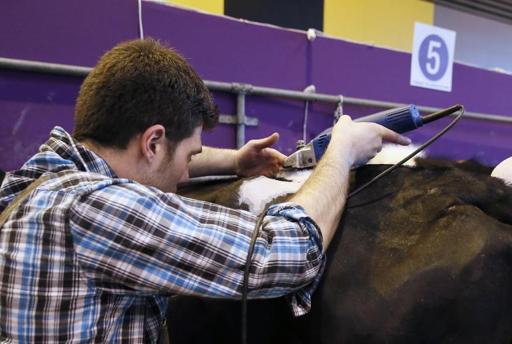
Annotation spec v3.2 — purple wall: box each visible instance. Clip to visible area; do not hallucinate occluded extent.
[1,0,512,171]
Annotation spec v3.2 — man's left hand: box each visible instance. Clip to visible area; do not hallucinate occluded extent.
[235,133,286,177]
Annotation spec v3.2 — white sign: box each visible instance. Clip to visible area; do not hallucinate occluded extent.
[410,22,456,92]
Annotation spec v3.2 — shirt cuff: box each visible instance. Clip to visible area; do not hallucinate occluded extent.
[286,260,326,316]
[266,202,326,316]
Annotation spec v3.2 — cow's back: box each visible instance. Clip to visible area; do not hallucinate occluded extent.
[309,161,512,343]
[170,161,512,343]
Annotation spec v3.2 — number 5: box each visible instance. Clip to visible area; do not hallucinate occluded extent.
[426,40,441,75]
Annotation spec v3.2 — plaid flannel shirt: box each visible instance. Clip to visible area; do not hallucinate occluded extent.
[0,127,325,343]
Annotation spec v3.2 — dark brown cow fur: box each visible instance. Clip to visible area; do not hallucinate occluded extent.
[171,159,512,343]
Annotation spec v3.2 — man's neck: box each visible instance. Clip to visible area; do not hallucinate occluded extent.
[81,140,140,181]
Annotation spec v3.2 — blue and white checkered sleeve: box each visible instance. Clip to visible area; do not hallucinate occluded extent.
[69,183,325,314]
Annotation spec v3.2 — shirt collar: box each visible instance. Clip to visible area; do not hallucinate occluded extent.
[41,126,118,178]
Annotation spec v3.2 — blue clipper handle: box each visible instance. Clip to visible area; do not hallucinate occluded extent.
[355,105,422,134]
[312,134,331,162]
[311,105,421,162]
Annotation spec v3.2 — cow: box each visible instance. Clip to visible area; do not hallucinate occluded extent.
[167,157,512,343]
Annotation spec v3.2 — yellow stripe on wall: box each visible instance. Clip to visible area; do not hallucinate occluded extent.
[165,0,224,15]
[324,0,434,52]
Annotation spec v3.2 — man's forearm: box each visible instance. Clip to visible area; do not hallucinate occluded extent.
[189,146,237,177]
[289,116,410,252]
[290,139,352,252]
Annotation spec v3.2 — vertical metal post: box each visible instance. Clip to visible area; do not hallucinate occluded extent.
[236,92,246,149]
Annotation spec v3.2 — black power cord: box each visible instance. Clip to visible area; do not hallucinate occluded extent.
[348,105,464,199]
[241,209,267,344]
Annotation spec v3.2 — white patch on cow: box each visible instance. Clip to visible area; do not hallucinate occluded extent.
[275,169,312,185]
[239,170,312,214]
[238,144,424,215]
[491,157,512,185]
[367,143,424,166]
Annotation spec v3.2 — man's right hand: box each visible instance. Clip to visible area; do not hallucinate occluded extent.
[291,115,411,252]
[330,115,411,168]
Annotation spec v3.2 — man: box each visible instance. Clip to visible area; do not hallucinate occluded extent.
[0,39,410,342]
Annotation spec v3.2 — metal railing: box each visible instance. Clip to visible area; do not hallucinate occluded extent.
[2,56,512,148]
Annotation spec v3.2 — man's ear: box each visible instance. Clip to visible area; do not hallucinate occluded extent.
[140,124,166,162]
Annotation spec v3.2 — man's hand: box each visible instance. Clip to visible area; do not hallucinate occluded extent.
[331,115,411,168]
[235,133,286,177]
[292,115,411,251]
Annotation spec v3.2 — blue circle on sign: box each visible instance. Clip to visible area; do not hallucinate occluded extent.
[419,34,448,81]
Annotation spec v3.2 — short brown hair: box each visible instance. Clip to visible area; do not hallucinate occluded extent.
[73,39,218,148]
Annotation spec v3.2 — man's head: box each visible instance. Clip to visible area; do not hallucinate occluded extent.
[73,39,218,191]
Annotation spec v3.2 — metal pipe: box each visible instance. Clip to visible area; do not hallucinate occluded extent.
[205,82,512,124]
[0,57,90,77]
[2,57,512,123]
[203,80,234,93]
[236,92,246,148]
